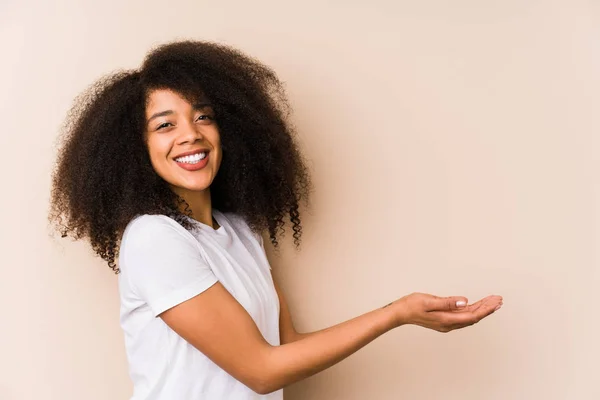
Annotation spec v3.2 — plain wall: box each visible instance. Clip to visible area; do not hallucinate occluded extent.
[1,0,598,399]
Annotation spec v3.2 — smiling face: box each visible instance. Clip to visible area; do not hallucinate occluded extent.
[145,89,222,200]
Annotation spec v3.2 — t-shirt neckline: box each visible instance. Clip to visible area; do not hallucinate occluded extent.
[185,210,227,235]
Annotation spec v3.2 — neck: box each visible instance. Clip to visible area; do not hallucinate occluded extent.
[172,187,216,229]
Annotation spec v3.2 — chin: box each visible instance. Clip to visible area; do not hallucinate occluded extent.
[171,181,212,193]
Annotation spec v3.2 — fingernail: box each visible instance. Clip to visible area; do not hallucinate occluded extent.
[456,301,467,308]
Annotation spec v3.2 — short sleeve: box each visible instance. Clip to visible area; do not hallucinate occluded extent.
[120,215,219,317]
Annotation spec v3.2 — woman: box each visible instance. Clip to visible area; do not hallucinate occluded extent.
[49,40,503,399]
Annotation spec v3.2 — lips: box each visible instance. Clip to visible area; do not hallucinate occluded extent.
[173,148,210,160]
[174,152,210,171]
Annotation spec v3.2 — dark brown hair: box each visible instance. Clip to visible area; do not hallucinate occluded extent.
[49,40,311,273]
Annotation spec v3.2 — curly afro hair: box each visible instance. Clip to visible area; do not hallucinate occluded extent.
[49,40,312,273]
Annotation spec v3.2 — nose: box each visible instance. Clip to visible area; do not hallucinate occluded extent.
[176,120,204,145]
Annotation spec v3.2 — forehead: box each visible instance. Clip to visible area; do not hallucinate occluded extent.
[145,89,207,115]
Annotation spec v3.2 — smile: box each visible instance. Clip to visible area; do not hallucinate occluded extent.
[174,152,207,164]
[174,152,210,171]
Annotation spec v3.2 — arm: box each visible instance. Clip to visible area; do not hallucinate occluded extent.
[273,277,360,344]
[272,278,310,344]
[161,281,391,394]
[160,281,502,394]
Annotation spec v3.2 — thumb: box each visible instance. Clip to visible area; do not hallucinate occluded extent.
[428,296,469,311]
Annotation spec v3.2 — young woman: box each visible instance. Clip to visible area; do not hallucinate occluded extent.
[49,40,503,399]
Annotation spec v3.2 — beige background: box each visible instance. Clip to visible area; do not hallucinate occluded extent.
[1,0,598,399]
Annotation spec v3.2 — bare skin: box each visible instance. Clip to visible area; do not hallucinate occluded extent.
[161,282,502,394]
[146,88,504,394]
[144,89,222,228]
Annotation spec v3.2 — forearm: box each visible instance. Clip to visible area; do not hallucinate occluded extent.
[260,306,397,393]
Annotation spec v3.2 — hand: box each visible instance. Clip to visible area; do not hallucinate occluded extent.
[385,292,503,332]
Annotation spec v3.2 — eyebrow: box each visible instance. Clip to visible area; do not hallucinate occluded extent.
[146,103,213,125]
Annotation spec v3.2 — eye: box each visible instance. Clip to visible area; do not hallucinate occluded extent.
[196,114,214,122]
[156,122,173,130]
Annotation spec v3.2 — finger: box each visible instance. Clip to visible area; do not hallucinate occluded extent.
[437,296,503,329]
[460,296,493,313]
[426,296,469,312]
[471,296,503,321]
[478,295,503,312]
[451,298,483,314]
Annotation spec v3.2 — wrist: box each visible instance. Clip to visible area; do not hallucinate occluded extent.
[379,301,406,330]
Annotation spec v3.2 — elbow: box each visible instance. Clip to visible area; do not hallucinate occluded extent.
[252,385,271,396]
[247,363,282,395]
[244,346,284,394]
[250,376,281,395]
[254,385,280,396]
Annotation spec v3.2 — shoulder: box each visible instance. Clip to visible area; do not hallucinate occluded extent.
[123,213,187,236]
[120,214,195,256]
[217,210,264,246]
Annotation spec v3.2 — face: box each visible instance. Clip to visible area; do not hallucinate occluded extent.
[144,89,222,199]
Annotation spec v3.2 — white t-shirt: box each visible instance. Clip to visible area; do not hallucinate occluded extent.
[118,210,283,400]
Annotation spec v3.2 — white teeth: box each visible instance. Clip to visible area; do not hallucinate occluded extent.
[175,152,207,164]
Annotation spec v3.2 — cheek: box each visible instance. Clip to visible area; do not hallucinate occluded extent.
[146,137,170,171]
[211,130,223,165]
